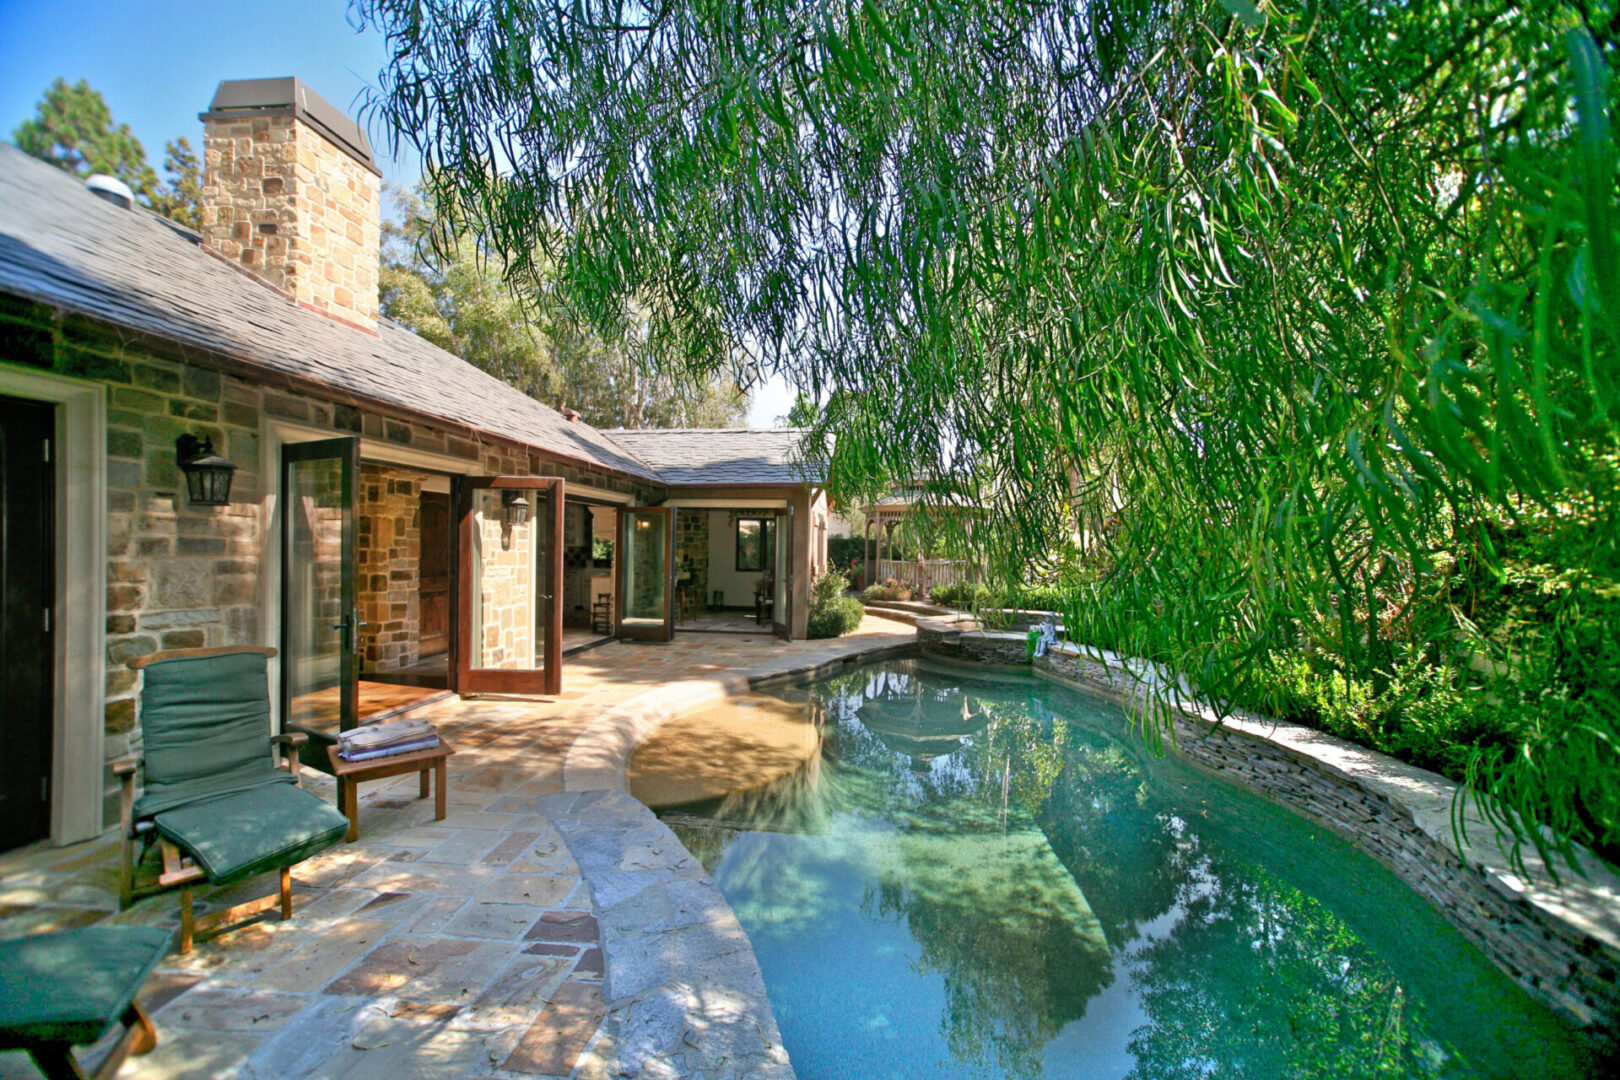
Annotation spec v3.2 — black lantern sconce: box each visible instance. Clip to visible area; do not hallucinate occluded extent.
[175,434,237,506]
[502,490,530,528]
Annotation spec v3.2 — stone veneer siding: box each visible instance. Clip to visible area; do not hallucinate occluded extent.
[1,298,648,826]
[199,113,381,330]
[676,510,708,610]
[915,615,1620,1038]
[470,489,536,669]
[356,464,425,673]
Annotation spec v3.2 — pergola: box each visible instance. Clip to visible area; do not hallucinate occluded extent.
[860,488,982,594]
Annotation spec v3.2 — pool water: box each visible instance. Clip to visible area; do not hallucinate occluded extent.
[642,659,1602,1080]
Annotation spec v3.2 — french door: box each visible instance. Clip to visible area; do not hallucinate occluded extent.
[773,506,795,640]
[617,507,674,642]
[280,436,359,749]
[455,476,564,695]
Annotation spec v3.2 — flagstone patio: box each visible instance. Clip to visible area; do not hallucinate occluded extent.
[0,615,913,1080]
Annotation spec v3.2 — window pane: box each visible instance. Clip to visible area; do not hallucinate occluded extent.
[737,518,763,571]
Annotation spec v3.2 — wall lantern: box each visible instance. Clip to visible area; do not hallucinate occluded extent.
[502,490,530,528]
[175,434,237,506]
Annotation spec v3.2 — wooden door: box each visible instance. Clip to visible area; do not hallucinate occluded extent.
[0,396,55,849]
[418,491,450,657]
[772,507,795,641]
[455,477,564,696]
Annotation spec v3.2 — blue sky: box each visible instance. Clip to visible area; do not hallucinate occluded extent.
[0,0,419,185]
[0,0,792,424]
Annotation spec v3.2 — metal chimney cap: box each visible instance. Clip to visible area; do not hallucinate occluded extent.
[85,174,136,210]
[200,76,381,177]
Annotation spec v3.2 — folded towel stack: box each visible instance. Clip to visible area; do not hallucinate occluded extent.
[337,717,441,762]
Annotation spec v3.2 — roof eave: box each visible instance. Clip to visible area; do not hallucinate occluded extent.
[7,289,664,486]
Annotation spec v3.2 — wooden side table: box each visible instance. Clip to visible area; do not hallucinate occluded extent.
[326,740,455,843]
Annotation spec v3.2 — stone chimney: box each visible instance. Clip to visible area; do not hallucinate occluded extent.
[198,77,381,332]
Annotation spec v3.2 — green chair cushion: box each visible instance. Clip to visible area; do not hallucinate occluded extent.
[153,784,349,886]
[0,925,171,1047]
[133,651,288,819]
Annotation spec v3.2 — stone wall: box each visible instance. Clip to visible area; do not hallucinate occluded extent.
[199,112,381,330]
[1033,644,1620,1037]
[470,488,535,669]
[676,510,709,610]
[917,618,1028,666]
[357,464,424,673]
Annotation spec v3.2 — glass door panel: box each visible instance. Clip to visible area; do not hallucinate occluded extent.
[280,437,358,753]
[773,507,794,640]
[457,477,563,696]
[618,508,673,641]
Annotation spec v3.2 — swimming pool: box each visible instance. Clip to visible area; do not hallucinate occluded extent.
[631,658,1600,1079]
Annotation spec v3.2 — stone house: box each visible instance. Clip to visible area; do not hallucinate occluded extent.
[0,77,829,850]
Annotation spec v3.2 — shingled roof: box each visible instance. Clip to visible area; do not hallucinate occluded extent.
[0,145,661,483]
[603,427,821,486]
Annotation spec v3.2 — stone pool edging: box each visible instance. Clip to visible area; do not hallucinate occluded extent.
[537,789,795,1080]
[552,628,915,1079]
[917,614,1620,1036]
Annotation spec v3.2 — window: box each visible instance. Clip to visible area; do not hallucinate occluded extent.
[736,517,775,572]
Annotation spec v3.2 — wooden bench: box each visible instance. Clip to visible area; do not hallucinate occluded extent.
[326,740,455,842]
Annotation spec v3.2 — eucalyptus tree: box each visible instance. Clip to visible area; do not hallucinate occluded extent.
[356,0,1619,867]
[381,185,748,427]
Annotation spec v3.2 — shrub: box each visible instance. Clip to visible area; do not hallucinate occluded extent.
[827,536,865,571]
[862,579,913,602]
[808,570,866,638]
[930,582,1002,608]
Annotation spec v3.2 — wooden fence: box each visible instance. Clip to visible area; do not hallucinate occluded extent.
[874,558,972,596]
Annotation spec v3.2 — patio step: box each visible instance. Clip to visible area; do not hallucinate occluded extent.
[859,599,955,627]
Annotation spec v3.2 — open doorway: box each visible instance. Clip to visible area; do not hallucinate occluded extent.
[561,499,617,655]
[353,464,455,706]
[670,508,783,636]
[281,452,458,751]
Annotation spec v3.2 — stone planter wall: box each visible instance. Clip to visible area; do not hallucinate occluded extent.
[916,612,1620,1038]
[917,617,1029,666]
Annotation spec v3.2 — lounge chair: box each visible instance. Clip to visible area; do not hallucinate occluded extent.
[115,646,350,952]
[0,925,169,1079]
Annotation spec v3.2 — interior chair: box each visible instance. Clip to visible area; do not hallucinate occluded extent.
[592,591,613,634]
[116,646,350,953]
[0,925,170,1080]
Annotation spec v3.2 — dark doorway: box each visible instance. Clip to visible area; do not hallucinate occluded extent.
[418,490,450,658]
[1,395,56,849]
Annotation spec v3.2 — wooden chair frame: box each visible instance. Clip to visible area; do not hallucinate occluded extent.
[115,647,301,954]
[16,1000,157,1080]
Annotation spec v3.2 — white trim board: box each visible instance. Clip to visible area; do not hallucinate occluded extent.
[566,483,632,505]
[0,362,107,845]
